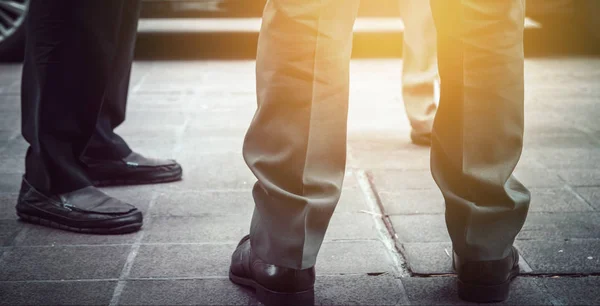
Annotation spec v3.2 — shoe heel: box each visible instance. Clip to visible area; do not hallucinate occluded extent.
[457,279,510,303]
[255,286,315,306]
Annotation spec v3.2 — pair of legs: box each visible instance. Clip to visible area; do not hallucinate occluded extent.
[21,0,139,194]
[233,0,531,303]
[399,0,438,144]
[18,0,181,234]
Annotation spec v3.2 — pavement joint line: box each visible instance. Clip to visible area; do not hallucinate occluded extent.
[533,278,563,306]
[563,184,597,211]
[108,192,159,306]
[355,169,410,278]
[392,278,412,306]
[0,279,120,284]
[7,223,31,247]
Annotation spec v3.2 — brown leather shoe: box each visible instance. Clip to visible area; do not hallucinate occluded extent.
[229,235,315,306]
[453,246,520,303]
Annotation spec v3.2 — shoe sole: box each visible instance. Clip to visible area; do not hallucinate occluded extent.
[457,265,520,303]
[92,168,183,187]
[17,212,142,235]
[229,270,314,306]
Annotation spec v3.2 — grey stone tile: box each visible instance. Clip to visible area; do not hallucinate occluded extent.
[130,244,233,278]
[119,279,251,305]
[176,134,244,155]
[0,173,23,193]
[0,245,131,280]
[390,215,450,243]
[0,219,23,246]
[575,187,600,210]
[0,153,22,174]
[370,169,438,191]
[559,170,600,187]
[337,187,370,213]
[402,243,453,274]
[539,276,600,305]
[150,191,254,217]
[14,224,139,246]
[349,147,431,170]
[517,213,600,241]
[529,188,593,212]
[142,215,249,244]
[168,152,255,191]
[324,212,378,241]
[402,277,552,305]
[380,190,445,215]
[523,129,600,149]
[515,240,600,274]
[316,275,406,305]
[400,277,467,305]
[0,280,117,306]
[513,168,565,188]
[317,240,394,275]
[532,148,600,170]
[0,193,17,220]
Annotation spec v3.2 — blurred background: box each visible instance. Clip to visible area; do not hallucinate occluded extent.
[0,0,599,61]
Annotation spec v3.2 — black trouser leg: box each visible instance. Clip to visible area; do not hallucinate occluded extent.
[21,0,127,194]
[84,0,142,161]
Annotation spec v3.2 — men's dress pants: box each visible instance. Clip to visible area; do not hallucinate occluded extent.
[399,0,438,136]
[21,0,140,194]
[244,0,530,270]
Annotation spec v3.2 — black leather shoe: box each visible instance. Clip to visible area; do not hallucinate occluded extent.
[83,151,182,187]
[453,246,520,303]
[229,235,315,306]
[16,178,142,234]
[410,131,432,147]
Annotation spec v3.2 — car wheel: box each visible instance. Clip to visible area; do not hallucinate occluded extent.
[0,0,29,61]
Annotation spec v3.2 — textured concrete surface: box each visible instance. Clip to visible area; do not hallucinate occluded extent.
[1,57,599,305]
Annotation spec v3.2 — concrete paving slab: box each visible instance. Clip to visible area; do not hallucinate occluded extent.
[316,275,406,305]
[142,215,250,244]
[401,242,453,274]
[575,187,600,210]
[538,276,600,305]
[0,281,117,306]
[516,240,600,274]
[149,191,254,217]
[559,170,600,187]
[529,188,593,212]
[512,168,565,188]
[369,169,438,191]
[129,244,233,278]
[380,189,445,215]
[317,240,394,275]
[325,212,379,241]
[0,219,23,246]
[14,225,139,247]
[0,173,23,193]
[517,212,600,241]
[0,245,131,281]
[118,279,251,306]
[0,193,17,220]
[401,277,553,305]
[390,215,450,243]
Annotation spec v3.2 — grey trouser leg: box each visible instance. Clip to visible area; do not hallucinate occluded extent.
[430,0,531,261]
[243,0,360,270]
[399,0,438,136]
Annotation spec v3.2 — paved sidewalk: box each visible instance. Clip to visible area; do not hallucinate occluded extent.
[0,58,599,305]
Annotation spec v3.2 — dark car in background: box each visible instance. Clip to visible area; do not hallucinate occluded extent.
[0,0,598,60]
